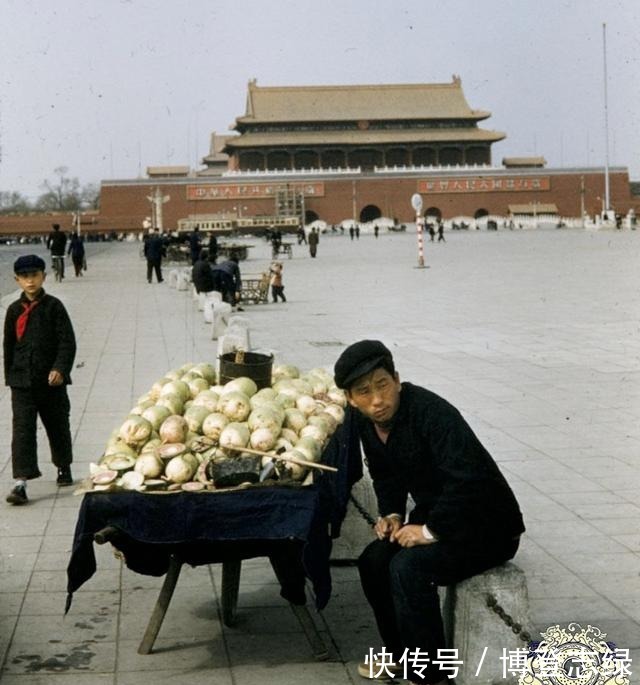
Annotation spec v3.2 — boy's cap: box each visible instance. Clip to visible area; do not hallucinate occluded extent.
[334,339,393,389]
[14,255,46,274]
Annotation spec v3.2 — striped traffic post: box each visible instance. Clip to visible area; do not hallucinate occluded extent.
[411,193,427,269]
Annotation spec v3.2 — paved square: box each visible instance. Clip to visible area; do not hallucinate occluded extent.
[1,227,638,681]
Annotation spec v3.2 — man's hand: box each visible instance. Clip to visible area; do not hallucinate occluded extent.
[48,370,63,386]
[374,515,402,540]
[392,524,435,548]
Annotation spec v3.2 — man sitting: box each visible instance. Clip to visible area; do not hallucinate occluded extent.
[333,340,525,685]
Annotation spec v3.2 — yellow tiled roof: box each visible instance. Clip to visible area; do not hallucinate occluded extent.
[237,78,491,124]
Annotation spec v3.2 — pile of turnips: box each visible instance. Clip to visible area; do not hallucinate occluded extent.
[83,362,347,493]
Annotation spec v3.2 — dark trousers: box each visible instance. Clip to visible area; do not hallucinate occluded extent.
[271,285,286,302]
[52,254,65,279]
[146,258,163,283]
[358,536,519,684]
[72,255,84,276]
[11,385,73,480]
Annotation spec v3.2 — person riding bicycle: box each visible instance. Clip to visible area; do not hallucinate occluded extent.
[46,223,67,280]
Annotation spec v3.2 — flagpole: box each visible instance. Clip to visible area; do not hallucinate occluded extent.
[602,22,611,217]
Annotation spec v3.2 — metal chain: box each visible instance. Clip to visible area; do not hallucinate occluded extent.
[349,493,377,526]
[349,495,532,645]
[486,594,532,644]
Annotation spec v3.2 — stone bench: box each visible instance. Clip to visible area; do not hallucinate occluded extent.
[442,562,532,685]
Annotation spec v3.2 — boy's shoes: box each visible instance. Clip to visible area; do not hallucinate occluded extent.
[57,466,74,486]
[6,484,28,505]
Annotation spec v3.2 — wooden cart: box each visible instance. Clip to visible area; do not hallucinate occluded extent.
[218,243,254,261]
[239,272,270,304]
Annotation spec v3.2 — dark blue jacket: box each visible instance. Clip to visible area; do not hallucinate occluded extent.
[357,382,525,546]
[144,234,165,261]
[3,290,76,388]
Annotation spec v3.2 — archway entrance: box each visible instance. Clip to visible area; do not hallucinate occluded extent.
[474,208,489,219]
[305,210,319,224]
[360,205,382,223]
[425,207,442,220]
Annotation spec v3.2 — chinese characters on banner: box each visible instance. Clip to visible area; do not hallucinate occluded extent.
[417,177,551,194]
[186,182,325,200]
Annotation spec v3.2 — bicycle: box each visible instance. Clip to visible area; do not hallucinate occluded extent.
[51,255,65,282]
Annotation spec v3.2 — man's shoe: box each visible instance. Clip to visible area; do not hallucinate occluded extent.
[6,484,28,505]
[358,659,399,680]
[57,466,73,486]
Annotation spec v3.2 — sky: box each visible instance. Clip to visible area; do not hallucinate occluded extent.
[1,0,639,200]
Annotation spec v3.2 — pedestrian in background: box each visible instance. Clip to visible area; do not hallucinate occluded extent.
[68,232,86,277]
[269,261,286,302]
[212,256,242,307]
[144,228,165,283]
[271,229,282,258]
[46,223,67,279]
[189,225,202,265]
[308,227,319,257]
[191,249,215,294]
[4,255,77,505]
[437,221,445,243]
[208,234,218,264]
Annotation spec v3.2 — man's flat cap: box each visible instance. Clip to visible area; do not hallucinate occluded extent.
[14,254,46,274]
[334,339,393,389]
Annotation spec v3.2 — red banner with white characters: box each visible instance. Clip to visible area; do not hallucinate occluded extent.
[417,176,550,193]
[186,182,325,200]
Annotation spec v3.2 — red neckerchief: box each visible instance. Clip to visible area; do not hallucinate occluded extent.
[15,298,40,341]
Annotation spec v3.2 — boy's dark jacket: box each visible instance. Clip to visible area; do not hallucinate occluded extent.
[3,290,76,387]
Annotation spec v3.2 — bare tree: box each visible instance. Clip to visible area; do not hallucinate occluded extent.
[80,182,100,210]
[0,191,32,214]
[36,166,82,211]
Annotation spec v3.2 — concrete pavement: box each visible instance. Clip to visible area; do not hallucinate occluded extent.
[1,226,639,683]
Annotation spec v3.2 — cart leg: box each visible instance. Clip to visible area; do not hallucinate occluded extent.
[289,603,329,661]
[221,559,242,627]
[138,556,183,655]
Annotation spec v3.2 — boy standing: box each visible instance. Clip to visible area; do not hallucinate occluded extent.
[4,255,77,505]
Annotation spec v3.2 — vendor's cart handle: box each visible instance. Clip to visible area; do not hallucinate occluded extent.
[94,526,119,544]
[239,446,338,472]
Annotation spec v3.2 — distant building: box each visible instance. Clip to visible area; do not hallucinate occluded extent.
[198,133,235,176]
[502,157,547,169]
[1,78,639,236]
[223,76,505,171]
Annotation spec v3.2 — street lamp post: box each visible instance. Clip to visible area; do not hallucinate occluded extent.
[411,193,426,268]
